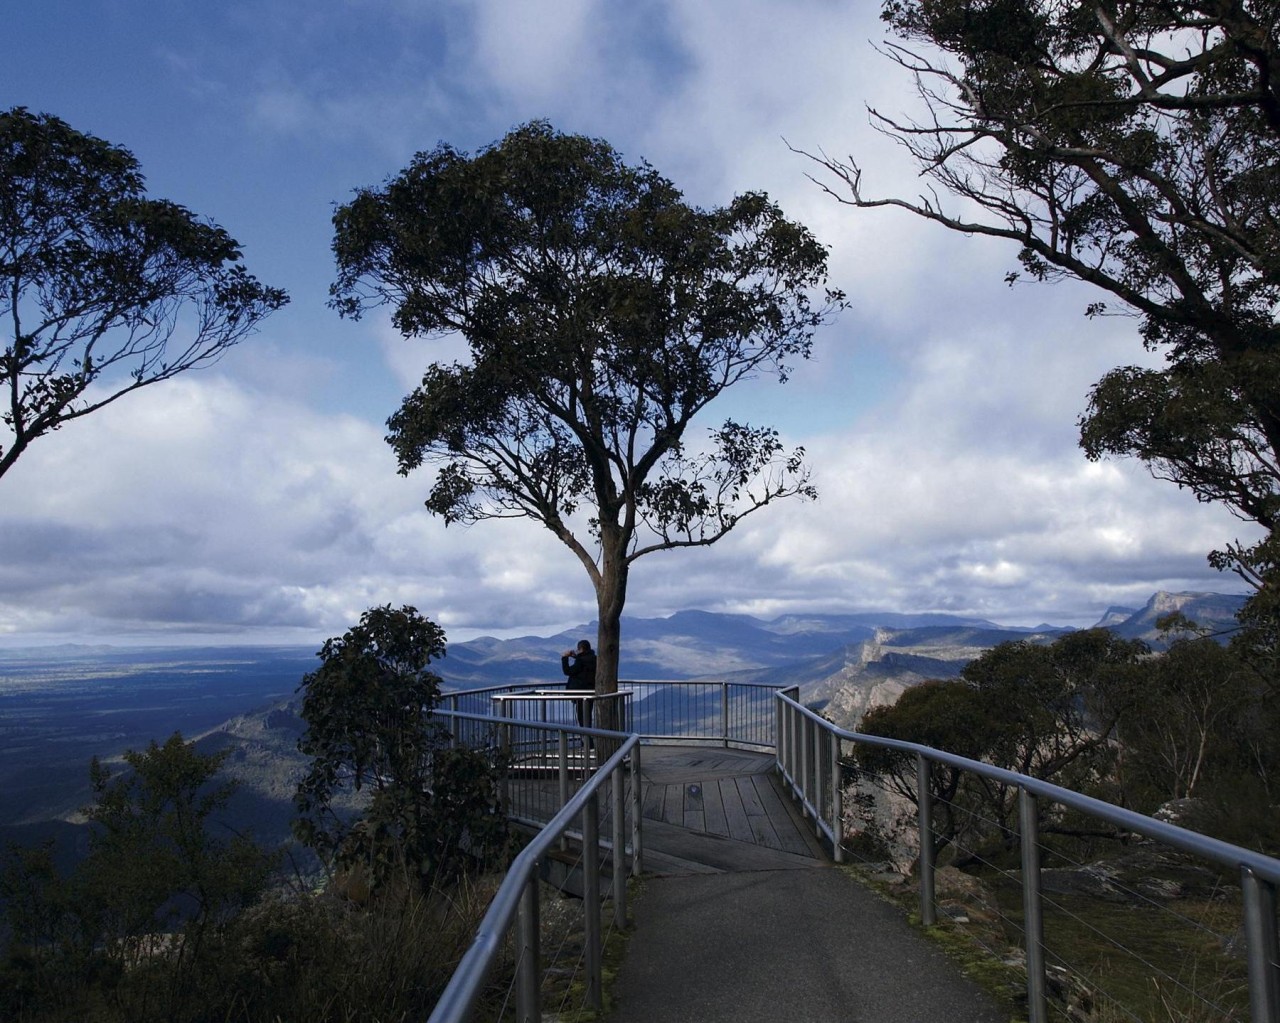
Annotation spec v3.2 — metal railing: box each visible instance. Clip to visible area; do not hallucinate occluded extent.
[775,687,1280,1023]
[490,689,634,737]
[444,677,785,747]
[428,709,642,1023]
[622,678,782,748]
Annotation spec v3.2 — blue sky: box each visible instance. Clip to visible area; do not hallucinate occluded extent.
[0,1,1258,646]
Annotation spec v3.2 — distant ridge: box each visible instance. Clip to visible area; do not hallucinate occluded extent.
[0,590,1251,867]
[1091,591,1246,641]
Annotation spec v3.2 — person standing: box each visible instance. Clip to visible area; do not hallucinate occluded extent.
[561,639,597,733]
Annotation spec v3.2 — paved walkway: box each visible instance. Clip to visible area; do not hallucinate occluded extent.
[605,748,1006,1023]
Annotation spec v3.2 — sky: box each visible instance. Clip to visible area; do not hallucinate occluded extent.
[0,1,1260,648]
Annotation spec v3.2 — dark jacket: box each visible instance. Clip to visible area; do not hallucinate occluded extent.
[561,649,597,690]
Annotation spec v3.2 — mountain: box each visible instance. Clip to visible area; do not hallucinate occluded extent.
[436,608,1038,690]
[0,591,1249,858]
[1091,591,1246,643]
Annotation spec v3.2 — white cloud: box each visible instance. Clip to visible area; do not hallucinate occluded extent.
[1,0,1260,646]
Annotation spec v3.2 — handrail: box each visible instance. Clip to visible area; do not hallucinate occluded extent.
[427,709,641,1023]
[774,688,1280,1023]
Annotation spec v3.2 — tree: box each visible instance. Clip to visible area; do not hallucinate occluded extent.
[807,2,1280,611]
[1,734,274,1021]
[858,678,1005,861]
[858,630,1147,858]
[330,122,844,695]
[1115,632,1255,805]
[80,735,271,965]
[0,107,287,479]
[293,605,507,892]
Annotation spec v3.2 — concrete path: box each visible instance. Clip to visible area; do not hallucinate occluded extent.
[608,862,1007,1023]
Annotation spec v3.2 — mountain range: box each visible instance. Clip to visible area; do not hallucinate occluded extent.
[0,590,1248,866]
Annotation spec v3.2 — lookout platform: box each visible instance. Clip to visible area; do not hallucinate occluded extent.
[605,745,1007,1023]
[635,745,828,873]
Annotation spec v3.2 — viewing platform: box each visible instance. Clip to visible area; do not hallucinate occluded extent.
[606,744,1005,1023]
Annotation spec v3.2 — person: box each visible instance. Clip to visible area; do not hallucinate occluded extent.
[561,639,597,735]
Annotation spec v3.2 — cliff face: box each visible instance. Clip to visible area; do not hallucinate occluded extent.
[1091,591,1245,644]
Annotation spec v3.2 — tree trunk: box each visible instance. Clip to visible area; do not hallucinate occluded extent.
[594,545,627,697]
[592,544,628,751]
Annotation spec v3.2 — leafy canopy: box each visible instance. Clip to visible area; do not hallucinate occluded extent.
[0,107,287,479]
[808,2,1280,598]
[293,605,507,891]
[330,122,843,689]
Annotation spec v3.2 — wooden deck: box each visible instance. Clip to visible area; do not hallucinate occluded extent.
[508,744,830,875]
[634,745,829,875]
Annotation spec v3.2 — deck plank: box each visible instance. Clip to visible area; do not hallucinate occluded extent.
[682,782,706,832]
[737,776,783,849]
[701,776,729,837]
[661,783,685,826]
[752,774,820,857]
[642,780,665,822]
[717,777,755,844]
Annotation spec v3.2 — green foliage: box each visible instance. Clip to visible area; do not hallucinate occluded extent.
[0,107,287,480]
[859,624,1280,859]
[0,733,275,1023]
[293,604,508,892]
[858,630,1148,861]
[331,121,843,691]
[813,2,1280,645]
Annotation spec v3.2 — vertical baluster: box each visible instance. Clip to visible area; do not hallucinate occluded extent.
[916,753,936,926]
[583,790,602,1011]
[775,690,785,774]
[1019,786,1047,1023]
[1242,867,1280,1023]
[612,763,626,928]
[815,716,826,831]
[558,730,570,850]
[630,742,644,876]
[721,682,730,747]
[831,730,844,864]
[515,873,541,1023]
[799,712,811,818]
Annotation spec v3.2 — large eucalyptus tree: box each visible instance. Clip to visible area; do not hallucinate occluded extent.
[331,122,843,694]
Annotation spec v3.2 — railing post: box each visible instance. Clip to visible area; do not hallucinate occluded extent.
[799,712,812,818]
[831,729,844,863]
[515,873,541,1023]
[916,753,936,926]
[775,692,785,773]
[1019,786,1048,1023]
[583,790,603,1011]
[612,764,626,929]
[630,742,644,876]
[1242,867,1280,1023]
[721,682,730,747]
[558,730,570,851]
[499,700,513,811]
[815,716,827,830]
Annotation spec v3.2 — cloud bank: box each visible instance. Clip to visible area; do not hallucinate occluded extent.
[0,0,1260,646]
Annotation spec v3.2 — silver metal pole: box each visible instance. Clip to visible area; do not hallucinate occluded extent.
[831,730,844,864]
[499,706,512,814]
[799,712,811,818]
[515,874,541,1023]
[558,730,570,852]
[917,753,936,926]
[775,691,785,772]
[612,763,626,928]
[1019,786,1048,1023]
[583,791,602,1011]
[630,742,644,876]
[815,715,827,830]
[1242,866,1280,1023]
